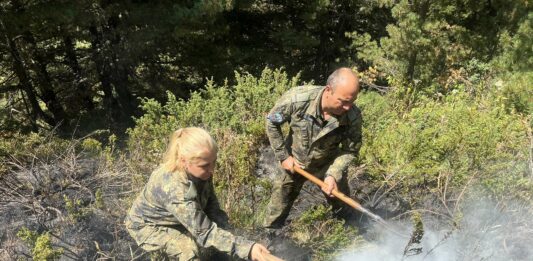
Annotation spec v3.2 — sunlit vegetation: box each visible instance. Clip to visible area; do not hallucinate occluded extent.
[1,0,531,259]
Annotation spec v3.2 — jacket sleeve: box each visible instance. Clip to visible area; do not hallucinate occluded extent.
[204,180,231,229]
[265,93,294,161]
[164,186,254,260]
[325,109,363,182]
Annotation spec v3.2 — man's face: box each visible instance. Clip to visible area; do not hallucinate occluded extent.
[324,81,359,116]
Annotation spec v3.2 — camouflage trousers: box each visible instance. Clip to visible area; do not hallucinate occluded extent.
[263,163,352,229]
[125,220,200,261]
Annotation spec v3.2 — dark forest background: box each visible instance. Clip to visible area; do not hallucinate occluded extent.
[1,0,529,134]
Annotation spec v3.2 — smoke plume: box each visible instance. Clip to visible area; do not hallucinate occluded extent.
[339,199,533,261]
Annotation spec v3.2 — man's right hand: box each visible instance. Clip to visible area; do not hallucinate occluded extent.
[281,156,296,173]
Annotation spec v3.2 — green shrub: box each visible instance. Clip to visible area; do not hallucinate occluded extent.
[127,68,299,225]
[81,138,103,154]
[0,132,70,175]
[17,227,39,247]
[94,188,105,209]
[289,205,361,260]
[64,194,91,222]
[17,227,63,261]
[498,72,533,115]
[32,233,64,261]
[357,87,532,203]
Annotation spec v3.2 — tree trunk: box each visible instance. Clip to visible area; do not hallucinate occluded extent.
[0,17,54,128]
[111,57,134,114]
[89,24,117,113]
[406,51,418,83]
[106,13,134,115]
[406,0,429,84]
[89,9,135,119]
[62,30,95,111]
[23,32,67,126]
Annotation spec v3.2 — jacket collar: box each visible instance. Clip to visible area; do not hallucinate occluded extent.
[305,86,349,127]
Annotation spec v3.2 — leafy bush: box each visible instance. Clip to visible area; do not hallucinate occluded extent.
[289,204,360,260]
[357,86,532,203]
[63,194,92,222]
[498,72,533,115]
[127,68,299,226]
[0,132,70,175]
[494,12,533,73]
[17,227,64,261]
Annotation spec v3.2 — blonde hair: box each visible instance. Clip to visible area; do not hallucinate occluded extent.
[161,127,218,173]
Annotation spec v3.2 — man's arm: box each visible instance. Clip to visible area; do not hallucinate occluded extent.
[265,94,294,162]
[325,109,363,182]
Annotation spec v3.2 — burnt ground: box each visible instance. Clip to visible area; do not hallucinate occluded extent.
[0,155,146,260]
[0,146,408,261]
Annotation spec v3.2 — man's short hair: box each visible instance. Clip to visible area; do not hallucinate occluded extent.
[326,67,357,92]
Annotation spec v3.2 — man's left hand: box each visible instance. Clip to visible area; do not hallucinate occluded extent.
[322,176,337,197]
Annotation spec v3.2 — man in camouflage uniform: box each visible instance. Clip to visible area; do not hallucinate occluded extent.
[125,166,254,260]
[263,67,362,229]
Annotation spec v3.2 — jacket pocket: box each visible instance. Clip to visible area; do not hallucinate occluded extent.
[292,120,310,149]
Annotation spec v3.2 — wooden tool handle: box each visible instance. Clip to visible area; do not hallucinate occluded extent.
[293,166,406,236]
[294,166,364,210]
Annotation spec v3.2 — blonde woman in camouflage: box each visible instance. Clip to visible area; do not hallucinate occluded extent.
[125,127,270,260]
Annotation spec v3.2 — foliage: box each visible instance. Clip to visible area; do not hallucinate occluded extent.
[498,72,533,116]
[0,132,69,160]
[0,131,70,175]
[0,0,529,134]
[64,194,91,222]
[127,68,298,226]
[357,86,532,204]
[32,233,64,261]
[17,227,39,247]
[403,211,424,256]
[494,12,533,73]
[0,0,391,133]
[17,227,64,261]
[81,138,103,154]
[289,204,360,260]
[2,0,532,258]
[348,0,531,93]
[94,188,105,209]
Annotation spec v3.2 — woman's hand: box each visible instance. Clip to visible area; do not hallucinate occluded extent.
[250,243,271,261]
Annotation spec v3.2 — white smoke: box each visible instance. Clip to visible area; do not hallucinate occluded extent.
[339,199,533,261]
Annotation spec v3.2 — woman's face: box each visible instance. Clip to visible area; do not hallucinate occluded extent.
[183,149,217,181]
